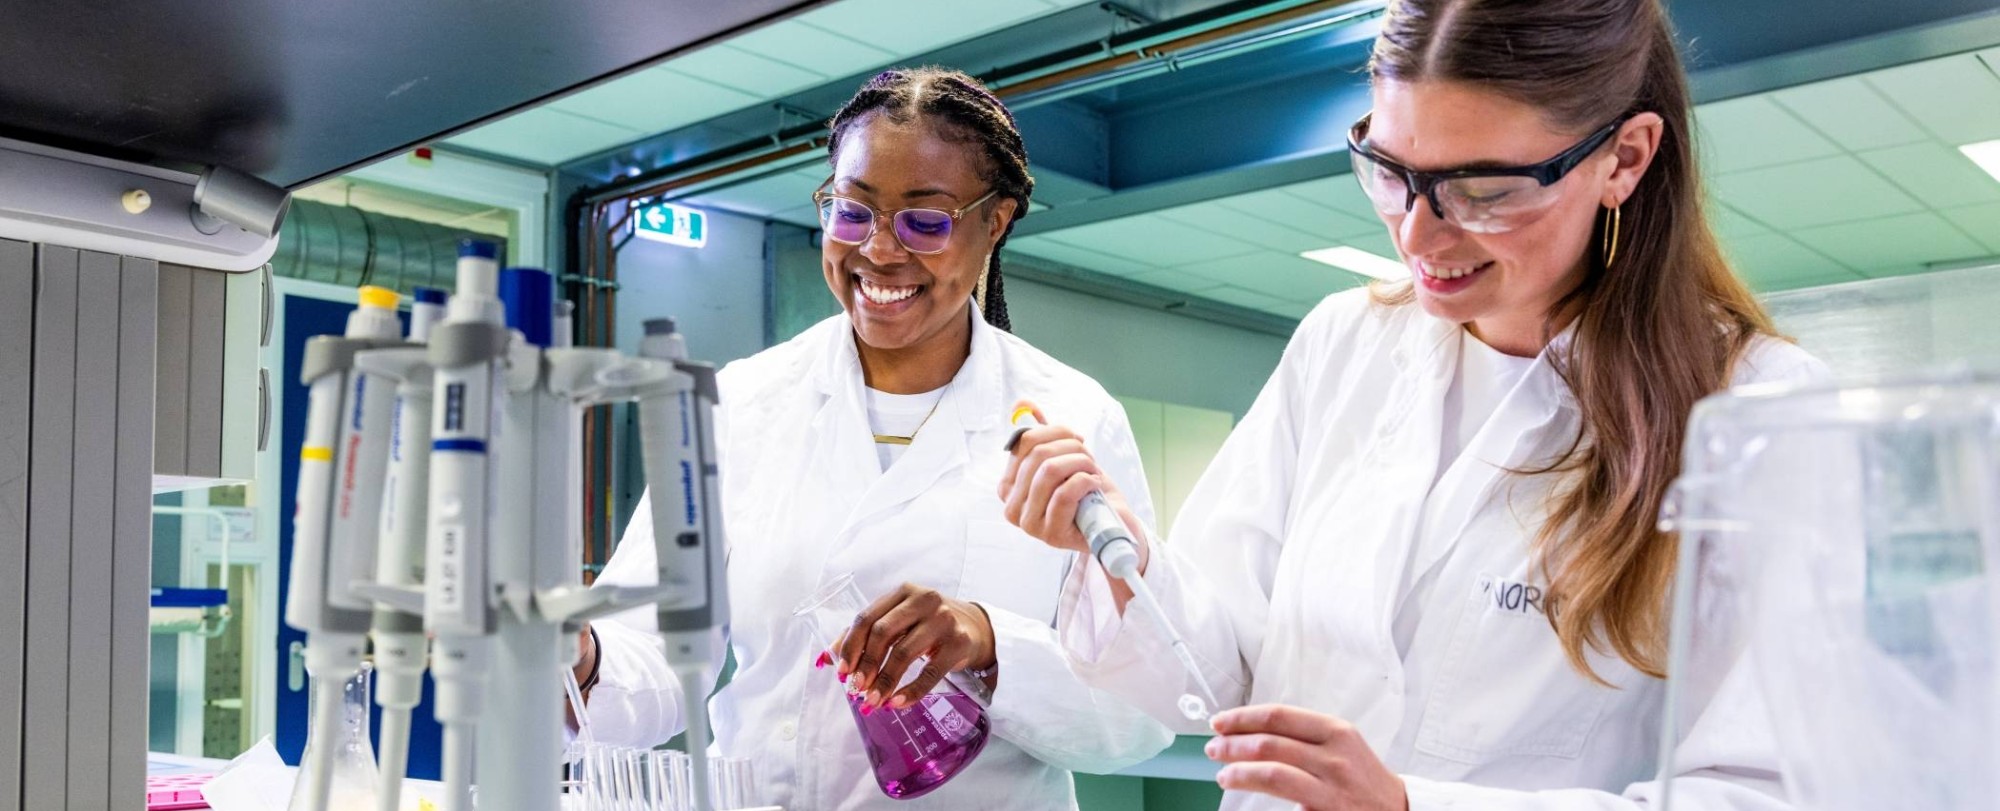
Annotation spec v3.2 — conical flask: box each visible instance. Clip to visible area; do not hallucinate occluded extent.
[794,573,989,800]
[288,663,381,810]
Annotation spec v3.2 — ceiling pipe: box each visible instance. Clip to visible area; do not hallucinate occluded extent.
[577,0,1384,210]
[563,0,1384,364]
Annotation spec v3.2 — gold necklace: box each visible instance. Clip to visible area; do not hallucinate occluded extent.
[872,388,948,446]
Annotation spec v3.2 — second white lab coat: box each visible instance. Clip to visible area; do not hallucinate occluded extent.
[1058,289,1828,810]
[587,306,1173,811]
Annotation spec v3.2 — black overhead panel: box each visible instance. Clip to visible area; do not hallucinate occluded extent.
[0,0,823,188]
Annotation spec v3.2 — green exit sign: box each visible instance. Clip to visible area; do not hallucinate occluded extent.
[632,202,707,248]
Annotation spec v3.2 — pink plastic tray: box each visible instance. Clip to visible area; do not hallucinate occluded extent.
[144,773,213,810]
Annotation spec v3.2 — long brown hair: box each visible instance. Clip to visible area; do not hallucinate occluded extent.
[1369,0,1775,681]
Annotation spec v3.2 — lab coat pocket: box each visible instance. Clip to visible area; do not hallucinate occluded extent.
[1414,574,1609,764]
[959,519,1072,626]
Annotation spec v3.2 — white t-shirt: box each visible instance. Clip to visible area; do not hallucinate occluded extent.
[1438,330,1539,482]
[865,385,946,469]
[1394,330,1538,657]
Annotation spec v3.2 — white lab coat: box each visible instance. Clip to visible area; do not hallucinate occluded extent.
[1058,289,1829,811]
[586,305,1174,811]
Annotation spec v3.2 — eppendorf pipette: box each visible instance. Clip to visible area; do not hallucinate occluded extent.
[1006,404,1220,722]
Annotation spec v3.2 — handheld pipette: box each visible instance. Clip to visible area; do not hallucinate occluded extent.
[1006,404,1221,722]
[287,285,404,811]
[355,285,445,811]
[425,241,509,811]
[637,318,730,811]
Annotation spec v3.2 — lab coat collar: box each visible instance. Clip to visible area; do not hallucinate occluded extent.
[1401,317,1584,590]
[1391,312,1581,413]
[1392,309,1461,379]
[808,298,1004,436]
[1525,320,1581,413]
[805,300,997,539]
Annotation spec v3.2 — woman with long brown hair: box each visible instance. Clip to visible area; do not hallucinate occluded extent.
[1004,0,1826,808]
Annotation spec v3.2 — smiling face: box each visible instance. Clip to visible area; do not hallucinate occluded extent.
[1365,79,1622,348]
[822,115,1017,355]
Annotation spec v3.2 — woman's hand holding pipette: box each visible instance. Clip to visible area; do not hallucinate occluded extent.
[830,582,998,712]
[1000,402,1150,611]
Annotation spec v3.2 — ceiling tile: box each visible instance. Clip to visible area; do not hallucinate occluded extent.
[769,202,821,228]
[1693,95,1843,174]
[1790,212,1988,273]
[1156,201,1342,253]
[1710,155,1925,230]
[1280,176,1383,223]
[1271,300,1317,319]
[1196,285,1291,312]
[1708,201,1770,241]
[1721,233,1860,292]
[1768,77,1929,152]
[1215,188,1381,241]
[726,19,895,80]
[1031,172,1111,207]
[445,109,642,165]
[550,67,761,134]
[1865,55,2000,145]
[1753,270,1867,293]
[1340,231,1402,264]
[1123,269,1225,294]
[1855,263,1937,280]
[681,170,822,218]
[1037,215,1260,266]
[797,0,1055,56]
[1172,252,1362,301]
[1939,202,2000,254]
[668,46,828,98]
[1006,235,1158,276]
[1857,142,2000,209]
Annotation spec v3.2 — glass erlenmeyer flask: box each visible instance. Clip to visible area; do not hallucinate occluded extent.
[794,573,990,800]
[288,663,380,811]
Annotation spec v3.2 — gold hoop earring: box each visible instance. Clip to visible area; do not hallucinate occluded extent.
[974,253,993,305]
[1601,205,1622,270]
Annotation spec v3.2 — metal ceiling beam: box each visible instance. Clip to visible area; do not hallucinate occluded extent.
[1005,252,1302,337]
[1015,104,1114,191]
[1017,2,2000,237]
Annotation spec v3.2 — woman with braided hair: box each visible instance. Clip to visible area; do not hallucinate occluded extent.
[576,67,1173,809]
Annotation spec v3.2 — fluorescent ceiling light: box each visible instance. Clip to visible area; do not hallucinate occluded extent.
[1300,246,1406,281]
[1963,139,2000,185]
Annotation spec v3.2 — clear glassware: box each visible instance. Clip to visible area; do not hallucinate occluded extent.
[707,756,756,809]
[1659,372,2000,811]
[287,663,380,811]
[793,573,990,800]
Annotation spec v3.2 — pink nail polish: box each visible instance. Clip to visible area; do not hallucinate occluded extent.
[814,652,831,669]
[859,704,874,717]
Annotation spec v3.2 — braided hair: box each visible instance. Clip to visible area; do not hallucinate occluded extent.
[826,67,1033,331]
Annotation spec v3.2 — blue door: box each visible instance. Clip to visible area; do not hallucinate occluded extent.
[274,291,443,778]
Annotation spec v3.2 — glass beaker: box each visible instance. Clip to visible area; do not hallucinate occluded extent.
[793,574,990,800]
[287,663,380,811]
[1658,373,2000,811]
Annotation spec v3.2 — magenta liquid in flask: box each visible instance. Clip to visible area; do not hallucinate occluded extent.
[795,573,991,800]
